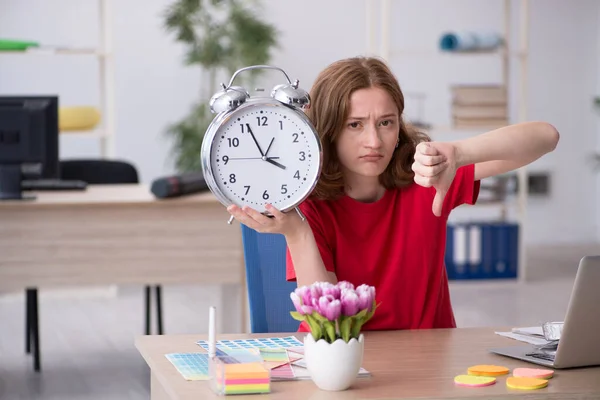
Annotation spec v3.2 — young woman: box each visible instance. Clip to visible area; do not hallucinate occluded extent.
[227,56,559,331]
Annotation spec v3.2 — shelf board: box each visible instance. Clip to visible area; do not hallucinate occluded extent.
[60,130,109,138]
[391,49,527,59]
[0,47,106,56]
[472,200,507,207]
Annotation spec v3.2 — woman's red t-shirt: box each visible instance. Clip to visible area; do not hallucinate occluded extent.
[286,164,480,331]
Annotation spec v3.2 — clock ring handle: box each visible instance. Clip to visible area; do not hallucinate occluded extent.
[224,65,295,89]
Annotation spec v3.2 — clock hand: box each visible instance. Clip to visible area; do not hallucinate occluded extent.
[246,125,265,157]
[265,158,286,170]
[228,157,279,160]
[264,137,275,156]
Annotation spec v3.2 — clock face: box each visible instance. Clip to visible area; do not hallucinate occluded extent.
[207,101,321,213]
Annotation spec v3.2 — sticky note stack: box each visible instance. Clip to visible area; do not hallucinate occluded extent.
[454,364,554,391]
[217,362,270,395]
[467,364,510,377]
[506,376,549,390]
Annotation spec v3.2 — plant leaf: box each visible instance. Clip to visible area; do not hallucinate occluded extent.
[324,321,336,343]
[364,300,380,322]
[164,101,211,172]
[340,316,352,342]
[161,0,279,173]
[305,314,322,341]
[311,312,328,324]
[351,318,364,339]
[289,311,305,322]
[355,308,369,320]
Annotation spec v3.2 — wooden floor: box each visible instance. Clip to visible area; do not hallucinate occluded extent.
[0,244,597,400]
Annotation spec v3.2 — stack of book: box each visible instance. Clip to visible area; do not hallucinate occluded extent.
[450,85,508,129]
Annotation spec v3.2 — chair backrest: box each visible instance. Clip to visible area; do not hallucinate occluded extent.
[59,159,139,184]
[240,224,299,333]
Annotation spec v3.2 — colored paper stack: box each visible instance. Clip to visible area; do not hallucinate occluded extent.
[215,362,271,395]
[450,85,508,129]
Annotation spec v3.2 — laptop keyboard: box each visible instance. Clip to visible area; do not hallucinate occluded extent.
[526,352,555,362]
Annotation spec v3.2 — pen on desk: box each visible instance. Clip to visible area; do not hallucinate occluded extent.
[208,306,216,359]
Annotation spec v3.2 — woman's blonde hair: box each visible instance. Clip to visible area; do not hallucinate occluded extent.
[307,56,430,201]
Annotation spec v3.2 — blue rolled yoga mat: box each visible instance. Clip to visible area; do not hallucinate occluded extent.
[439,32,503,52]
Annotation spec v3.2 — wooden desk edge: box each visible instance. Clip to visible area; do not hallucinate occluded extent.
[135,336,186,400]
[0,184,224,208]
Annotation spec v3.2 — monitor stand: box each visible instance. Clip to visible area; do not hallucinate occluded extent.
[0,164,36,200]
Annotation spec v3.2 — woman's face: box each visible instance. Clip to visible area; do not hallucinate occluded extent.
[335,86,399,182]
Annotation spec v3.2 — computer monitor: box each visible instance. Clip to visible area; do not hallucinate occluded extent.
[0,95,59,200]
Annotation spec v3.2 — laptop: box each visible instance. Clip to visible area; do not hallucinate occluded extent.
[489,255,600,369]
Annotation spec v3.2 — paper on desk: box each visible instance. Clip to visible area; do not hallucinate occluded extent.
[289,358,371,379]
[494,331,550,346]
[511,326,544,337]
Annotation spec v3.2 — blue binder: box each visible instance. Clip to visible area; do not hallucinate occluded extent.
[445,221,518,280]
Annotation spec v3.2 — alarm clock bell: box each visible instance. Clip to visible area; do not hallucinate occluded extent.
[209,86,250,115]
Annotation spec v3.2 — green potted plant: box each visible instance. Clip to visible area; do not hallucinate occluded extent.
[162,0,278,172]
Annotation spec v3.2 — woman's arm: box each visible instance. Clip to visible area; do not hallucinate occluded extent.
[454,121,560,181]
[286,223,338,288]
[412,121,560,216]
[227,203,337,287]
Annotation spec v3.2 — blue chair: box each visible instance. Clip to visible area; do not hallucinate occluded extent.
[240,224,300,333]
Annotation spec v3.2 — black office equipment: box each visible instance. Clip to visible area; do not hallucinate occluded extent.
[0,96,59,200]
[150,172,209,199]
[21,178,88,191]
[0,95,60,373]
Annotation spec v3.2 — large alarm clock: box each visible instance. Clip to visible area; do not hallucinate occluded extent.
[200,65,322,223]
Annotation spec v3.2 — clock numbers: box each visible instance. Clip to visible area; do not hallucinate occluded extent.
[213,106,319,210]
[257,116,268,126]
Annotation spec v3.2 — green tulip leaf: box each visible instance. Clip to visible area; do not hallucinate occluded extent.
[305,314,322,341]
[324,321,336,343]
[351,320,364,339]
[340,316,352,342]
[355,308,369,320]
[289,311,305,322]
[311,312,329,324]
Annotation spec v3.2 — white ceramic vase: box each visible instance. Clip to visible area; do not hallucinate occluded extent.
[303,333,364,391]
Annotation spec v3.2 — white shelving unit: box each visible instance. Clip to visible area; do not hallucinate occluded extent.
[366,0,530,281]
[0,0,115,159]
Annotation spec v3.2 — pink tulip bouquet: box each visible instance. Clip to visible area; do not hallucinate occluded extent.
[290,281,378,344]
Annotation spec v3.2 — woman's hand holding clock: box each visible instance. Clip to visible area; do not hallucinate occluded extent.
[227,203,305,238]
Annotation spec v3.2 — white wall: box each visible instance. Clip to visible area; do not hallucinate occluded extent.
[0,0,598,246]
[597,2,600,242]
[522,0,598,245]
